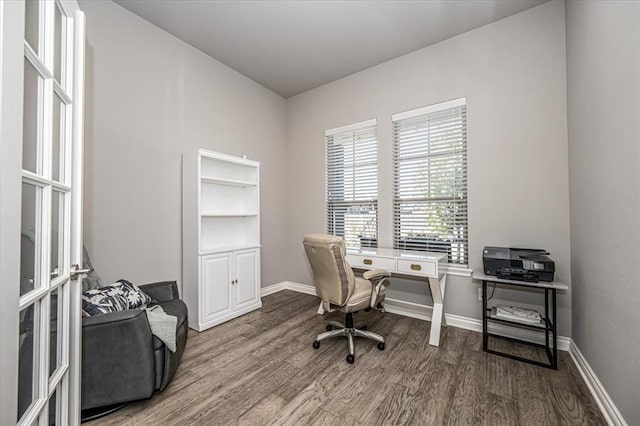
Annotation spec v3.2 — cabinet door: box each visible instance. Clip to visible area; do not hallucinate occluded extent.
[234,249,260,310]
[200,253,233,323]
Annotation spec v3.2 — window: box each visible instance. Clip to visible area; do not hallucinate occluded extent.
[392,98,468,265]
[326,119,378,248]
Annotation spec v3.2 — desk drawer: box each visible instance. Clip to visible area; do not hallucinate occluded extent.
[397,259,436,277]
[347,254,396,271]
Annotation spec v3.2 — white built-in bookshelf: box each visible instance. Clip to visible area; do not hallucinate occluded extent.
[182,149,262,331]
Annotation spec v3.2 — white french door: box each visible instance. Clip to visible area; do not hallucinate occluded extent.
[0,0,85,425]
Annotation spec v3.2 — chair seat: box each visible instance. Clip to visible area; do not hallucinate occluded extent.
[344,277,374,312]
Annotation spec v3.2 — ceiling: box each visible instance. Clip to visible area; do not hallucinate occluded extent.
[114,0,548,98]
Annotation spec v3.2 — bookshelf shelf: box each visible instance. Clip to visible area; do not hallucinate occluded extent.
[183,149,262,332]
[200,213,258,218]
[201,177,257,187]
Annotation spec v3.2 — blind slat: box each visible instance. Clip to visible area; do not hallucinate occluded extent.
[393,101,468,265]
[327,121,378,248]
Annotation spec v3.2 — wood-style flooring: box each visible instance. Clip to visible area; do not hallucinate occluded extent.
[90,290,605,425]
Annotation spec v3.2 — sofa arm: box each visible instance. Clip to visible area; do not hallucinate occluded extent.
[81,310,156,410]
[139,280,180,303]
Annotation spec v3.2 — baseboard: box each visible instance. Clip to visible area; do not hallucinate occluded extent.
[282,281,317,295]
[384,297,432,321]
[260,282,288,297]
[262,282,570,351]
[569,341,627,426]
[261,281,316,297]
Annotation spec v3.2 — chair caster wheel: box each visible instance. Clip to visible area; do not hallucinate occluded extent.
[346,354,355,364]
[325,325,333,331]
[312,341,320,349]
[377,342,385,351]
[361,325,367,331]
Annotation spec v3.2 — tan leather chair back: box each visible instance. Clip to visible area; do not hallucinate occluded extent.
[303,233,355,307]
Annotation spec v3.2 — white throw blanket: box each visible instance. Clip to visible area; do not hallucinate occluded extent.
[145,305,177,352]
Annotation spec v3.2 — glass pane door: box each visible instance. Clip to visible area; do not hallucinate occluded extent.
[18,1,76,424]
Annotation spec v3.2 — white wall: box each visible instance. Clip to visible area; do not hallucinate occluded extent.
[566,1,640,423]
[285,1,572,335]
[80,0,288,290]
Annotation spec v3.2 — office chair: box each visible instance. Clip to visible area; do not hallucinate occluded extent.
[303,233,391,363]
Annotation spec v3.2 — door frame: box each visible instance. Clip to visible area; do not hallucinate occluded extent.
[68,7,85,425]
[0,0,26,424]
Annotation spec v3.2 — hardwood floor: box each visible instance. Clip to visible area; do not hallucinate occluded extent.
[90,290,605,425]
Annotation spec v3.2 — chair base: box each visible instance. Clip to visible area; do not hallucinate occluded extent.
[312,312,385,363]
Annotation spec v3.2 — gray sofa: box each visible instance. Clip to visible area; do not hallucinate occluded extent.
[81,280,189,418]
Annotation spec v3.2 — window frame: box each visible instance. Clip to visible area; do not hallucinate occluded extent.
[325,119,378,249]
[392,98,468,266]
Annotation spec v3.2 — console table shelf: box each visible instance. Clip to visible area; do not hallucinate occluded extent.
[486,307,550,330]
[473,270,568,370]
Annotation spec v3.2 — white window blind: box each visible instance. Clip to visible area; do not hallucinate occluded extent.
[326,119,378,248]
[392,98,468,265]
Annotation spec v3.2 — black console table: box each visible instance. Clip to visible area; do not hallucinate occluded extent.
[472,270,568,370]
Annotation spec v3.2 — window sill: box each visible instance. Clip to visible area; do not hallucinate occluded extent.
[441,265,472,277]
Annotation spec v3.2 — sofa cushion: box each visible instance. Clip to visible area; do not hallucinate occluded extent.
[82,279,151,316]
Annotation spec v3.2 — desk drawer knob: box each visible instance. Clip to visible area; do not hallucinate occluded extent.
[363,259,373,265]
[410,264,422,271]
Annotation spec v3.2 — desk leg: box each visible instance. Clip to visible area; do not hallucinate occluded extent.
[428,274,447,346]
[317,301,325,315]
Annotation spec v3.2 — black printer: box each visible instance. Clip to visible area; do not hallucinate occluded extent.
[483,247,555,282]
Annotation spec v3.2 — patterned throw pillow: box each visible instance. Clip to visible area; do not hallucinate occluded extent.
[82,279,152,316]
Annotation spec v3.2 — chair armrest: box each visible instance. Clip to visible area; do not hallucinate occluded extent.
[363,269,391,310]
[81,310,156,409]
[139,280,180,303]
[363,269,391,281]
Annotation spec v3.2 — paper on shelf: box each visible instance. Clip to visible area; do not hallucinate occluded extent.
[494,305,542,323]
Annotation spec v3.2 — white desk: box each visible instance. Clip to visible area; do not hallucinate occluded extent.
[319,247,448,347]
